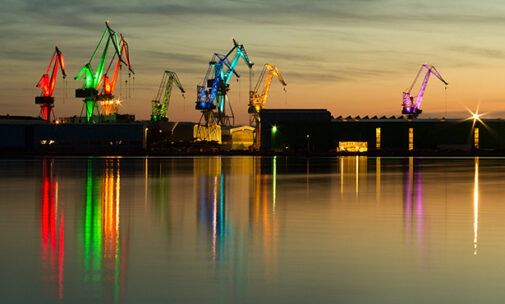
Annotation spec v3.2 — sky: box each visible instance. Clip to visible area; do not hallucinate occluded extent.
[2,0,505,123]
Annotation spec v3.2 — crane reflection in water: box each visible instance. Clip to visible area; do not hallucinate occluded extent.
[194,156,279,284]
[80,158,128,303]
[40,158,64,299]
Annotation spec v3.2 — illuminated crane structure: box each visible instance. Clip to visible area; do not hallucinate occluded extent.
[194,39,253,142]
[151,71,185,122]
[99,34,133,116]
[248,64,286,149]
[75,21,133,122]
[402,64,448,118]
[248,63,286,125]
[35,46,66,122]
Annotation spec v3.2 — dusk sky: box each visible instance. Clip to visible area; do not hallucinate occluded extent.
[2,0,505,123]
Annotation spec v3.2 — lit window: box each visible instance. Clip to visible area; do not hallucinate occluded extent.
[474,127,479,149]
[338,141,368,152]
[376,128,381,150]
[408,128,414,151]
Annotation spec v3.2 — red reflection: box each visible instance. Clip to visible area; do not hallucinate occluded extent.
[40,159,64,299]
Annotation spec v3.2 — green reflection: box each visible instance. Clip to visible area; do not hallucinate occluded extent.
[84,158,102,281]
[81,158,124,303]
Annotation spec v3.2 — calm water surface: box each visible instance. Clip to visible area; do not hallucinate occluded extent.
[1,156,504,303]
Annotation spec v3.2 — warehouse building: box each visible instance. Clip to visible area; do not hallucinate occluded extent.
[260,110,505,153]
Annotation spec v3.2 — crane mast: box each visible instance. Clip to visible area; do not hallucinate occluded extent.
[36,46,66,122]
[402,64,448,118]
[248,64,287,150]
[151,71,185,121]
[75,21,133,122]
[195,39,253,127]
[194,39,253,143]
[99,34,133,116]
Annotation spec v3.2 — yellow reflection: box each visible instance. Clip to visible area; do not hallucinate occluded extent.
[339,156,367,197]
[473,157,479,255]
[251,157,278,281]
[340,157,344,196]
[144,157,148,210]
[376,157,381,203]
[355,156,359,196]
[102,159,120,263]
[273,156,277,213]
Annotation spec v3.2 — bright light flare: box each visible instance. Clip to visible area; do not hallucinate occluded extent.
[465,105,486,123]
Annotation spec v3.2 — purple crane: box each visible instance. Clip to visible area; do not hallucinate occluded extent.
[402,64,448,118]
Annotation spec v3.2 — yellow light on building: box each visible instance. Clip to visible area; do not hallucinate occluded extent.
[474,127,479,149]
[408,128,414,151]
[338,141,368,152]
[376,128,381,150]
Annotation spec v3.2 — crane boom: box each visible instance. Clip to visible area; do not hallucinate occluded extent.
[98,34,134,115]
[74,21,132,122]
[35,46,66,122]
[151,70,185,121]
[249,64,286,114]
[195,39,253,127]
[402,64,448,118]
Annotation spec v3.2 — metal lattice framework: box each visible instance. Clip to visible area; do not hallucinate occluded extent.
[35,46,66,122]
[151,71,185,122]
[402,64,448,118]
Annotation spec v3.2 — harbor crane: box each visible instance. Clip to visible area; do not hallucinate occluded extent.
[35,46,66,122]
[195,39,253,128]
[248,63,286,150]
[98,34,133,115]
[151,71,185,122]
[248,63,287,126]
[402,64,448,118]
[75,21,134,122]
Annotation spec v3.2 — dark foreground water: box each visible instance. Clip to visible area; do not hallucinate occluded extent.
[1,156,504,303]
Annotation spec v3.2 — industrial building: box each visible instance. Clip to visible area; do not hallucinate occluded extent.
[260,110,504,153]
[0,116,147,154]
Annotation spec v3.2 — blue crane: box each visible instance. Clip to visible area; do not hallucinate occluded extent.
[195,39,253,126]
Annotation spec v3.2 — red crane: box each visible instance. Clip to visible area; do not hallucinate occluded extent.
[36,46,66,122]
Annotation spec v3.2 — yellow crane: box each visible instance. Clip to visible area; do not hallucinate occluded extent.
[248,64,287,149]
[249,64,287,122]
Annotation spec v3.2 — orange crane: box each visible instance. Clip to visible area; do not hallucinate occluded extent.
[249,64,286,125]
[248,64,286,149]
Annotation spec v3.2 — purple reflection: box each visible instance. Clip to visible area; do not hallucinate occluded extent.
[415,170,423,246]
[404,159,425,252]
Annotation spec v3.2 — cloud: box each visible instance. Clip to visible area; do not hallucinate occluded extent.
[448,46,505,60]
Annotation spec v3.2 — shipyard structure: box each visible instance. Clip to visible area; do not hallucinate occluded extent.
[0,109,501,154]
[2,21,504,155]
[259,109,499,153]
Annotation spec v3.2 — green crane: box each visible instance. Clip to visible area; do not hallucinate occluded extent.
[151,71,185,121]
[75,21,133,123]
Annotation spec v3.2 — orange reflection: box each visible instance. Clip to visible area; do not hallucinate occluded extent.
[473,157,479,255]
[82,158,127,303]
[251,157,278,281]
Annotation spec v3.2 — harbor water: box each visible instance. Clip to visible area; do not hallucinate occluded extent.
[1,156,504,303]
